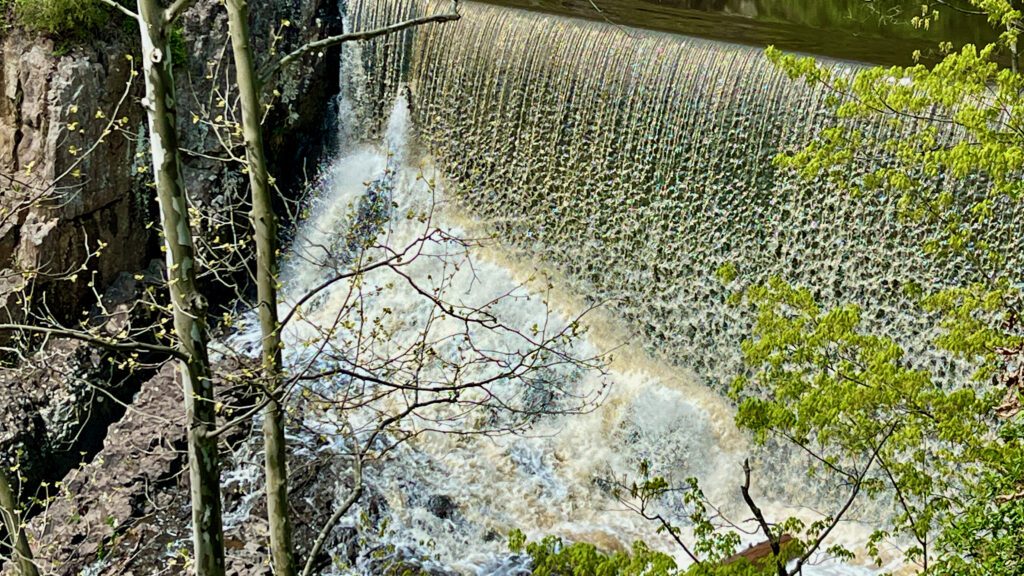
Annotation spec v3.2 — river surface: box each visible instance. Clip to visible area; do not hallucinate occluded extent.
[475,0,996,64]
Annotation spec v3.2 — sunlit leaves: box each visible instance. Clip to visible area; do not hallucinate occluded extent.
[764,6,1024,570]
[507,529,679,576]
[769,30,1024,281]
[727,276,1006,570]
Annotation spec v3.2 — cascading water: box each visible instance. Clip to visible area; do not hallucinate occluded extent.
[221,95,753,574]
[218,2,1023,574]
[232,95,890,576]
[346,0,1023,392]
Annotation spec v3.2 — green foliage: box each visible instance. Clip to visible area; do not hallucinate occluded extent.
[12,0,107,38]
[920,280,1024,382]
[168,24,188,67]
[714,263,738,286]
[760,2,1024,571]
[0,0,12,32]
[729,277,1009,568]
[615,463,742,564]
[766,6,1024,279]
[933,421,1024,576]
[509,458,800,576]
[508,529,679,576]
[507,527,786,576]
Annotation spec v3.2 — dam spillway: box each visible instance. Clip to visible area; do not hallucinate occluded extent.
[343,0,1023,391]
[230,2,1024,573]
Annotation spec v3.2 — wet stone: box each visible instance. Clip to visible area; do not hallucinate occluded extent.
[425,494,458,520]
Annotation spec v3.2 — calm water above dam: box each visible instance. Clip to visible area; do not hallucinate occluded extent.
[477,0,997,63]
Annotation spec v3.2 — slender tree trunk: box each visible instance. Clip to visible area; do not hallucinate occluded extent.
[136,2,225,574]
[0,467,38,576]
[224,2,293,574]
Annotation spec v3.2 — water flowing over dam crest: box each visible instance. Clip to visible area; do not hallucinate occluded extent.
[238,0,1024,573]
[347,0,1022,389]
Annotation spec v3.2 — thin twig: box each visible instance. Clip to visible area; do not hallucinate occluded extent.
[300,451,363,576]
[260,13,461,86]
[0,324,186,360]
[99,0,139,20]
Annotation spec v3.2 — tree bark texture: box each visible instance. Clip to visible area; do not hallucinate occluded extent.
[136,1,226,574]
[0,467,39,576]
[224,1,293,575]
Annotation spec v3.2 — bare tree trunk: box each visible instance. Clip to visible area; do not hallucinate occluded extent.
[224,2,293,575]
[136,1,225,574]
[0,467,38,576]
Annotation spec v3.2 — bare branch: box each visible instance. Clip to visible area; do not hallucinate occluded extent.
[165,0,198,24]
[99,0,139,20]
[260,13,461,86]
[300,450,362,576]
[206,393,272,439]
[789,422,898,575]
[281,251,408,328]
[652,513,700,565]
[0,324,186,360]
[741,459,787,576]
[931,0,986,16]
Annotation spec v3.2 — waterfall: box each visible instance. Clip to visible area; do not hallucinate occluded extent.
[219,1,1021,574]
[265,95,889,576]
[244,96,756,575]
[343,0,1024,393]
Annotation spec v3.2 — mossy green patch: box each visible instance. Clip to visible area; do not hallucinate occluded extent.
[8,0,125,40]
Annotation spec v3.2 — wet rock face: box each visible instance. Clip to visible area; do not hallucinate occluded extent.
[425,494,458,520]
[0,264,165,510]
[219,448,362,576]
[176,0,344,306]
[1,355,262,576]
[0,0,342,531]
[0,31,150,321]
[0,0,343,320]
[13,364,185,576]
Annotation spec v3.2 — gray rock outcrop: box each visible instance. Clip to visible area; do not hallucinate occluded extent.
[0,0,344,560]
[0,31,149,321]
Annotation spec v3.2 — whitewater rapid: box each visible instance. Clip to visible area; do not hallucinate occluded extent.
[208,92,915,575]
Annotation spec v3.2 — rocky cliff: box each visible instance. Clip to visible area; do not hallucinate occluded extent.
[0,0,343,559]
[0,30,149,321]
